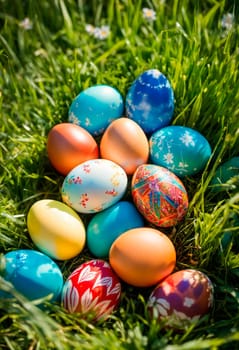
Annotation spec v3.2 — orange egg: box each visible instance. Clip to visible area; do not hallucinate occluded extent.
[100,117,149,175]
[47,123,99,175]
[109,227,176,287]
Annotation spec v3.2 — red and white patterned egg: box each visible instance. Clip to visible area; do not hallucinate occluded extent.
[147,269,214,329]
[62,259,121,321]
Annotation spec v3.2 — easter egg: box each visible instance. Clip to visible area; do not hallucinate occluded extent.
[62,259,121,321]
[131,164,188,227]
[109,227,176,287]
[210,156,239,192]
[0,249,63,302]
[147,269,214,329]
[149,126,212,177]
[68,85,124,136]
[125,69,174,134]
[47,123,99,175]
[61,159,128,213]
[27,199,86,260]
[100,117,149,175]
[87,201,144,258]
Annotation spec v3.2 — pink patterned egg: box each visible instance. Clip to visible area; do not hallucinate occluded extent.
[62,259,121,321]
[131,164,188,227]
[147,269,214,329]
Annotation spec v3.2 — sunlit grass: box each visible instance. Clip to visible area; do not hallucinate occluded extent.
[0,0,239,349]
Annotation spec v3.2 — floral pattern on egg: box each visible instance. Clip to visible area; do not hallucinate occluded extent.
[149,126,212,177]
[62,259,121,321]
[147,269,214,329]
[62,159,128,213]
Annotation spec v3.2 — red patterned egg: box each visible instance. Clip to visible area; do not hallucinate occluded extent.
[62,259,121,321]
[131,164,188,227]
[147,269,214,329]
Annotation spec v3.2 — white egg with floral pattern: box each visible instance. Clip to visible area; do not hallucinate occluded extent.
[147,269,214,330]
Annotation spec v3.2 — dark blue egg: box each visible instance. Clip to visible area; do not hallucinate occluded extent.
[125,69,174,134]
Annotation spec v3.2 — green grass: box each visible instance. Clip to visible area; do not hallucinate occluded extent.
[0,0,239,348]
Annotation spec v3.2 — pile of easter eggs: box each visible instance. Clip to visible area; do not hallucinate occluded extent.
[1,69,218,329]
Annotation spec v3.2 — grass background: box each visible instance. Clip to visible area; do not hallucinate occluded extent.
[0,0,239,349]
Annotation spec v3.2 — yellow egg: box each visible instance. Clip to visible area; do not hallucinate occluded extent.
[27,199,86,260]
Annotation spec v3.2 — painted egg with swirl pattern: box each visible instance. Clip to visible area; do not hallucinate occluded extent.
[62,259,121,321]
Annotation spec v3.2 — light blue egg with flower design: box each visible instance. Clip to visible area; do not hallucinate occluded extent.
[0,249,63,302]
[149,126,212,177]
[125,69,174,134]
[68,85,124,136]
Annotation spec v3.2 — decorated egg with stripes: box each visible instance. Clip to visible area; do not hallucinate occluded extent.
[125,69,174,134]
[62,259,121,321]
[149,126,212,177]
[61,159,128,214]
[147,269,214,329]
[68,85,124,136]
[131,164,188,227]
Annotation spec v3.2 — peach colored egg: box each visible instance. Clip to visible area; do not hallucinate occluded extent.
[109,227,176,287]
[47,123,99,175]
[100,118,149,175]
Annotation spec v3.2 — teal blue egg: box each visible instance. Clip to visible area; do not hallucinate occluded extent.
[86,201,144,258]
[149,126,212,177]
[0,250,63,302]
[210,157,239,192]
[68,85,124,136]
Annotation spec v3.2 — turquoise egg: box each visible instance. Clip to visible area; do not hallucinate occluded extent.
[0,250,63,302]
[125,69,174,134]
[149,126,212,177]
[86,201,144,258]
[68,85,124,136]
[210,157,239,192]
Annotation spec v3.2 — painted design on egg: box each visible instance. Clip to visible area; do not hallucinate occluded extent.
[69,111,79,125]
[126,69,175,134]
[80,193,89,208]
[62,260,121,321]
[132,165,188,227]
[147,269,214,329]
[105,189,118,196]
[149,126,212,177]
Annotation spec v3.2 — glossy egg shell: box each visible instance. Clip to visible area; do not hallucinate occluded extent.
[100,117,149,175]
[61,159,128,213]
[47,123,99,175]
[27,199,86,260]
[109,227,176,287]
[68,85,124,136]
[125,69,174,134]
[149,126,212,177]
[62,259,121,321]
[131,164,189,227]
[87,201,144,258]
[147,269,214,329]
[1,249,63,302]
[210,156,239,192]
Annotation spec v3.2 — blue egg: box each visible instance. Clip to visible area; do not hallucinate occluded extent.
[149,125,212,177]
[125,69,174,134]
[68,85,124,136]
[86,201,144,258]
[0,250,63,302]
[210,157,239,192]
